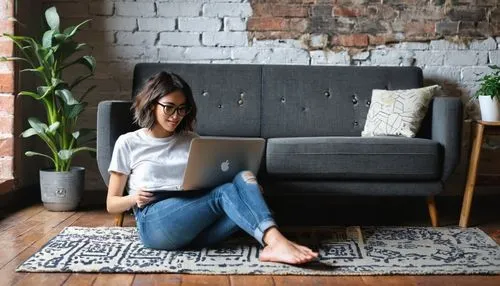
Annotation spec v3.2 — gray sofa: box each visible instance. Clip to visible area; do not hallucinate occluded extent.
[97,63,463,226]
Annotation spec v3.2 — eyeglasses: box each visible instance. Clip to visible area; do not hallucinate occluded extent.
[156,102,192,117]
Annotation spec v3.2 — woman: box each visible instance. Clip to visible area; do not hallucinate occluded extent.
[106,71,318,265]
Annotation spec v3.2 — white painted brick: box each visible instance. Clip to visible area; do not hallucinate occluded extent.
[92,17,136,31]
[310,50,350,65]
[178,17,221,31]
[309,34,328,49]
[138,18,175,31]
[231,47,260,61]
[251,39,303,49]
[224,17,246,31]
[423,66,461,83]
[395,42,429,50]
[444,51,488,66]
[157,2,202,17]
[207,0,244,2]
[413,51,446,66]
[160,32,201,46]
[115,2,155,17]
[255,48,310,65]
[469,37,497,50]
[461,66,491,82]
[74,30,115,44]
[202,32,247,46]
[116,31,157,45]
[352,51,370,60]
[159,47,186,61]
[370,49,415,66]
[489,51,500,65]
[203,3,252,17]
[430,39,468,50]
[93,45,158,61]
[184,47,231,60]
[89,2,114,16]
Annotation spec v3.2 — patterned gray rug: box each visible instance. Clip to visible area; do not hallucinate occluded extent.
[16,226,500,275]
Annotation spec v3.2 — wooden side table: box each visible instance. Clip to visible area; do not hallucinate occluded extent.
[459,120,500,227]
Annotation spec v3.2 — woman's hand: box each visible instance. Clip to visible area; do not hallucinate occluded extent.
[134,189,155,208]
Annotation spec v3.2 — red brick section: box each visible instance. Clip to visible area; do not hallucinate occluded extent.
[248,0,499,48]
[0,0,15,195]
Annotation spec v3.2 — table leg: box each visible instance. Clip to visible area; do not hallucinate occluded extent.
[459,123,485,227]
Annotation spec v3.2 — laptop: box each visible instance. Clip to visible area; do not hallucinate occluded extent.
[158,136,265,191]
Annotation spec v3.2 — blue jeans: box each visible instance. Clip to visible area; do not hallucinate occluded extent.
[134,171,277,250]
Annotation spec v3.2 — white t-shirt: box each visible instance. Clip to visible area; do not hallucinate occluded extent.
[108,128,199,195]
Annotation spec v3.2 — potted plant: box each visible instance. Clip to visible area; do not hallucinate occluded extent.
[474,65,500,122]
[1,6,96,211]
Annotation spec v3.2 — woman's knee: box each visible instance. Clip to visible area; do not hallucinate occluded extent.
[234,170,258,185]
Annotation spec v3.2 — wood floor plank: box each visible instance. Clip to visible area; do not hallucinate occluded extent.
[92,274,135,286]
[0,205,44,231]
[0,210,76,269]
[63,273,98,286]
[14,273,70,286]
[411,275,500,286]
[272,275,365,286]
[0,212,83,286]
[181,275,230,285]
[230,275,274,286]
[361,276,415,286]
[132,274,182,286]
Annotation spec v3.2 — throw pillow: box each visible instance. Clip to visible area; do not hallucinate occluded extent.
[361,85,440,138]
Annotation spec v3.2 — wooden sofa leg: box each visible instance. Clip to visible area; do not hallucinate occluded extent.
[114,212,125,227]
[427,196,439,227]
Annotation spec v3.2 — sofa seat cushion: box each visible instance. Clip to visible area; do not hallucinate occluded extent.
[266,137,442,180]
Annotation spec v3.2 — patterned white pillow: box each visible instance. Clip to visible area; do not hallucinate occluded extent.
[361,85,440,138]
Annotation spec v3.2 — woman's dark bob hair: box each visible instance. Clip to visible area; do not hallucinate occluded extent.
[132,71,197,133]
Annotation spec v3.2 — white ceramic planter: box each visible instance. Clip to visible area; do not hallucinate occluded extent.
[478,96,500,122]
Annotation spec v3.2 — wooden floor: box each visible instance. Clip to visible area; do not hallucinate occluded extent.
[0,194,499,286]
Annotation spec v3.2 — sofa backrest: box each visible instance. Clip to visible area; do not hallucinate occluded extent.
[132,64,426,138]
[261,65,424,138]
[133,63,261,137]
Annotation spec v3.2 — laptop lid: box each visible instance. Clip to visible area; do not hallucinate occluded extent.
[180,137,265,191]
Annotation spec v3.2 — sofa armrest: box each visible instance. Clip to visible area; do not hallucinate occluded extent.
[431,97,463,183]
[97,100,135,187]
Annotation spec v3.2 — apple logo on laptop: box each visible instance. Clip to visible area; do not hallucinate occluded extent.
[221,160,230,172]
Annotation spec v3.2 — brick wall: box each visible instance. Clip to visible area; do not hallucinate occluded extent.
[0,0,15,195]
[23,0,500,194]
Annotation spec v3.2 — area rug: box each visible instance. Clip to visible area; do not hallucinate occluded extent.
[16,226,500,275]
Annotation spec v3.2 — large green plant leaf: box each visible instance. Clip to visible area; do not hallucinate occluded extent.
[25,151,56,164]
[47,122,60,135]
[42,29,55,48]
[72,128,96,145]
[20,128,38,138]
[63,19,91,38]
[27,117,48,134]
[18,91,42,100]
[45,7,60,31]
[66,101,87,119]
[58,146,96,160]
[55,89,79,105]
[36,86,54,100]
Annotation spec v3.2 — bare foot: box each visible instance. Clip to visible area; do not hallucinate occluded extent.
[259,227,319,264]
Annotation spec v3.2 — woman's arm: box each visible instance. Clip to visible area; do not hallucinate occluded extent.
[106,171,156,213]
[106,172,136,213]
